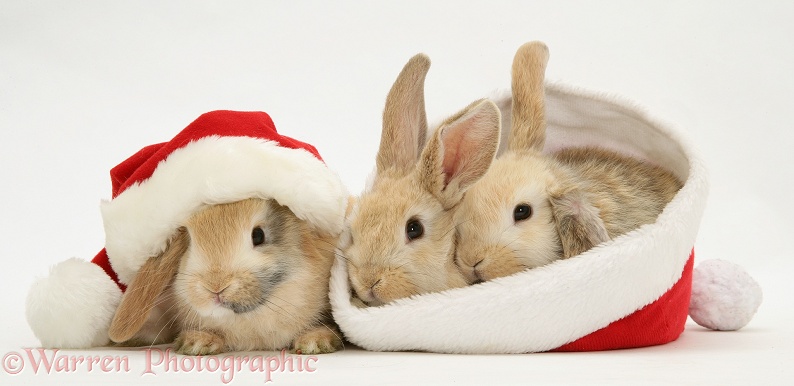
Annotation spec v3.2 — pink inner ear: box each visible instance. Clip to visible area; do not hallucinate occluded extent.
[437,103,498,189]
[441,124,473,186]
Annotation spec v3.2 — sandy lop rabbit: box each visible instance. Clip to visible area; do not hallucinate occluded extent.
[341,54,502,306]
[454,41,683,284]
[107,198,342,355]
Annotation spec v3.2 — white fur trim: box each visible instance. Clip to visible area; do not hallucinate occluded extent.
[26,258,121,348]
[101,136,348,284]
[330,82,709,353]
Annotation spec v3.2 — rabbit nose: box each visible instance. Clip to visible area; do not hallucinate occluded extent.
[203,283,231,303]
[360,279,383,304]
[472,259,485,283]
[204,283,231,294]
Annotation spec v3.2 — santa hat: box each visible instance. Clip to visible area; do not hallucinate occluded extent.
[26,110,348,348]
[330,83,762,353]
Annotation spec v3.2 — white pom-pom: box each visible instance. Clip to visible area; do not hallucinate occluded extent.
[689,259,762,331]
[26,258,122,348]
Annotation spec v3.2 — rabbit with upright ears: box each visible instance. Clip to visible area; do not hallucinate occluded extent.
[26,110,349,354]
[341,54,502,306]
[454,41,683,284]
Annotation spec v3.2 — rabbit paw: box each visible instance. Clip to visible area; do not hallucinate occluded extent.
[174,330,226,356]
[291,326,343,354]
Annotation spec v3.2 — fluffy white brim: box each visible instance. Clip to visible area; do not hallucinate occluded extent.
[100,136,348,284]
[330,82,709,354]
[26,258,121,348]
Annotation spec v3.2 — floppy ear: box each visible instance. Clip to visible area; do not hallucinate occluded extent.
[377,54,431,176]
[419,99,501,209]
[509,41,549,152]
[108,228,189,343]
[548,188,611,258]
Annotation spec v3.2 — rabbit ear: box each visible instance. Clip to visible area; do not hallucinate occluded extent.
[509,41,549,152]
[419,99,501,209]
[108,228,189,343]
[548,188,611,258]
[377,54,431,176]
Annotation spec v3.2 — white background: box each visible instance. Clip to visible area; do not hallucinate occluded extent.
[2,1,792,385]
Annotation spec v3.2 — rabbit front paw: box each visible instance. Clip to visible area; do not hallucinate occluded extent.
[174,329,226,356]
[291,326,343,354]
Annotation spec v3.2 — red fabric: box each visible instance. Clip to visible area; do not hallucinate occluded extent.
[90,249,127,292]
[553,250,695,351]
[109,110,323,198]
[97,110,324,292]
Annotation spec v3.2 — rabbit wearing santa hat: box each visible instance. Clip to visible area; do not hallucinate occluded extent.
[26,110,349,354]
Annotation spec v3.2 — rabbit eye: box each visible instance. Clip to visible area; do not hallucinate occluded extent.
[513,204,532,222]
[405,218,424,241]
[252,226,266,246]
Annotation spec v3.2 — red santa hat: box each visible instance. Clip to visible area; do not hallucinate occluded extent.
[26,110,348,348]
[329,83,762,353]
